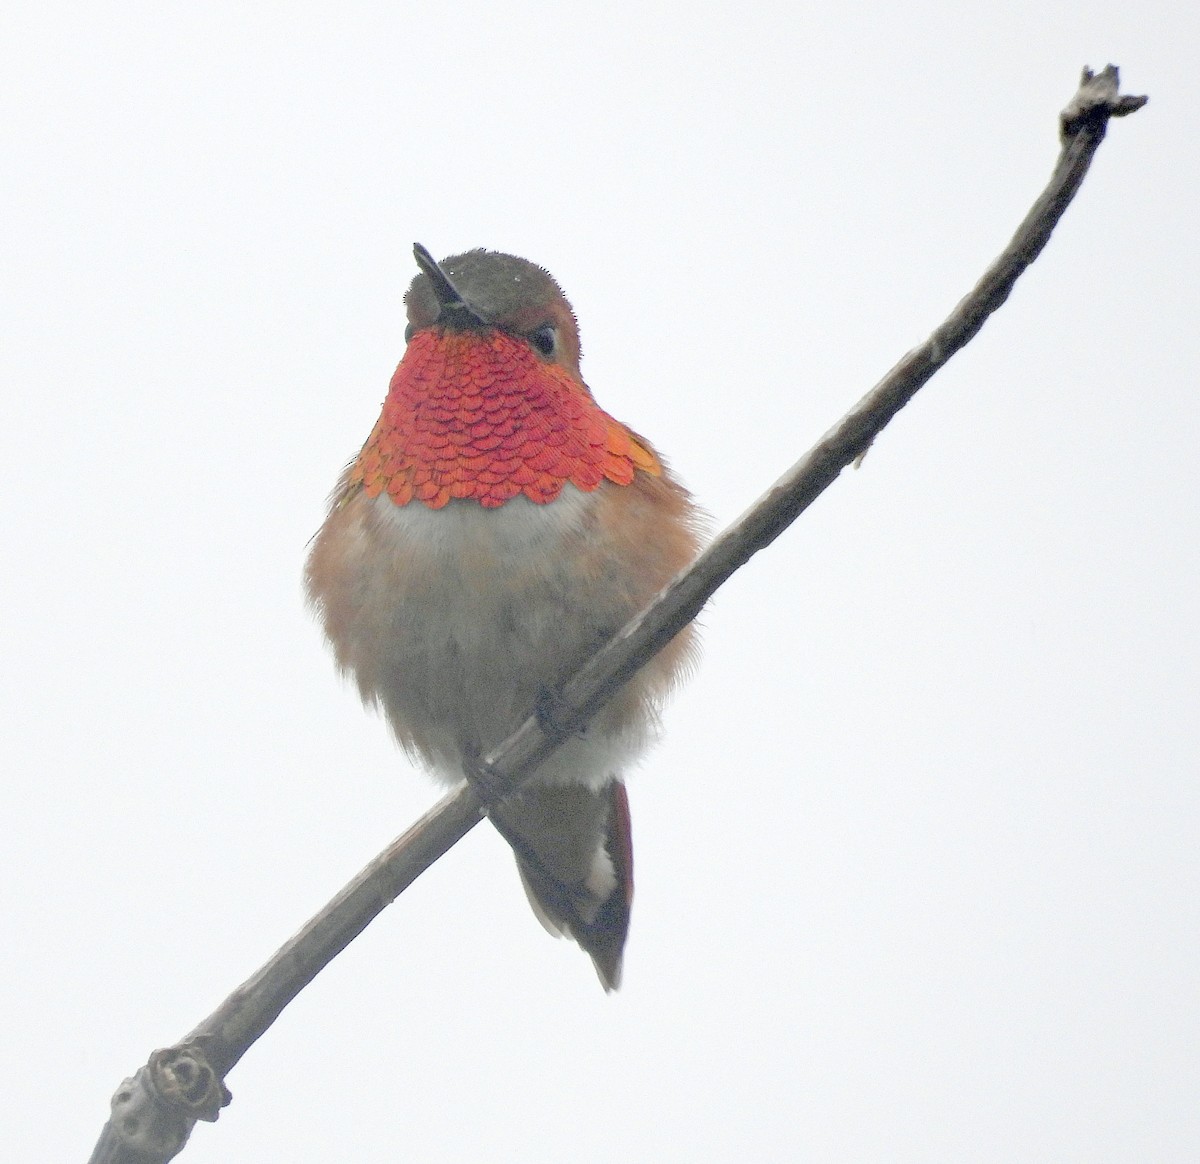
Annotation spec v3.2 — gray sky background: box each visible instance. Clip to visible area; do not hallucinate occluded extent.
[3,3,1196,1161]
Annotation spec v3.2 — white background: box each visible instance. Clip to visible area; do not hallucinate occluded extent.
[3,3,1196,1160]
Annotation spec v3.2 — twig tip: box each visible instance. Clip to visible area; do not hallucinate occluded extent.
[1061,64,1148,141]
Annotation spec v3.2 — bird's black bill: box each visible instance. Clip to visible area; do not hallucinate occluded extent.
[412,242,489,329]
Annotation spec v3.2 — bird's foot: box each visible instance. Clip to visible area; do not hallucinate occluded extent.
[535,684,580,744]
[460,740,506,807]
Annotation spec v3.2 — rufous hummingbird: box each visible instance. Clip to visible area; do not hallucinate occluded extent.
[306,245,701,989]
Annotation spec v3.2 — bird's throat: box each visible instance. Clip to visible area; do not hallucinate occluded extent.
[351,329,660,509]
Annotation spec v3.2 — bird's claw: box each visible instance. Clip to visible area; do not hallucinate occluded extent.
[535,685,579,743]
[461,740,504,806]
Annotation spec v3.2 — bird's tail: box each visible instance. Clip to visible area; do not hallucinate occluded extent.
[492,781,633,991]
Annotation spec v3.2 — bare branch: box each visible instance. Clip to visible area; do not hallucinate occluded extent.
[88,65,1146,1163]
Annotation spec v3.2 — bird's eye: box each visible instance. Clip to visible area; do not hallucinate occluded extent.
[404,323,415,343]
[529,325,556,356]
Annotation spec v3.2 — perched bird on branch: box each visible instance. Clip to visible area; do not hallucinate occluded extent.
[307,246,701,988]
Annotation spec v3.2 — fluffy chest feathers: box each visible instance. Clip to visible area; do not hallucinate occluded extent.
[306,477,699,787]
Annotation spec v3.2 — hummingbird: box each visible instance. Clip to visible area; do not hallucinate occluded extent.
[306,245,701,989]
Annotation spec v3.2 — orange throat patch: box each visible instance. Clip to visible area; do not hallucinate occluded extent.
[351,329,660,509]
